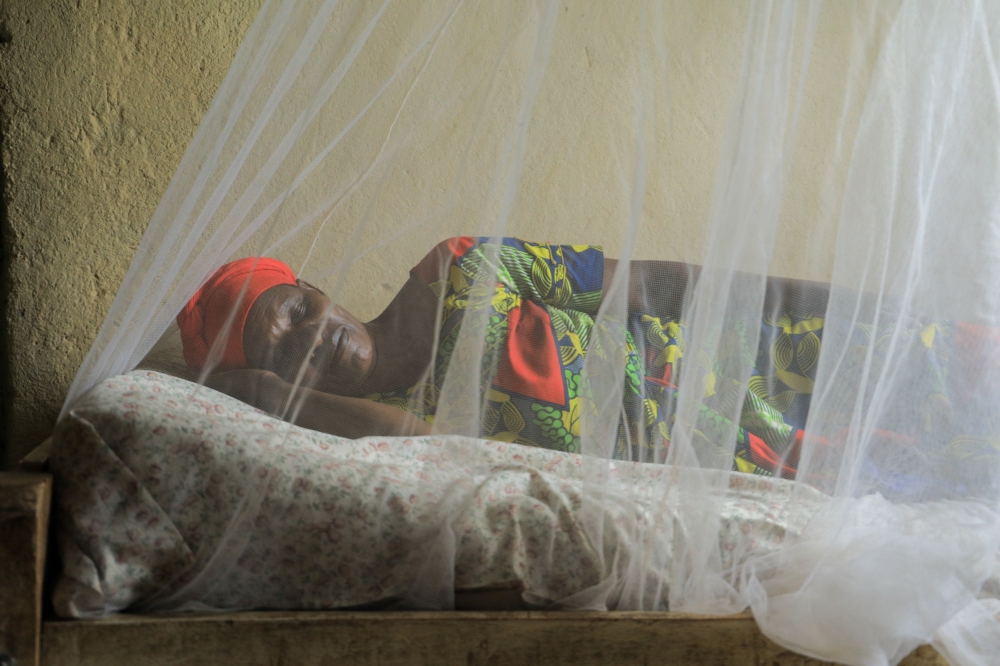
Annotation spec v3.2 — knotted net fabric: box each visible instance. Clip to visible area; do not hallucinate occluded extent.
[58,1,1000,663]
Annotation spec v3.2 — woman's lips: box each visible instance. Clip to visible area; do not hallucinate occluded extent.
[326,327,347,371]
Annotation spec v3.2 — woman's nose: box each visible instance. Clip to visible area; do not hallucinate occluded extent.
[309,322,338,358]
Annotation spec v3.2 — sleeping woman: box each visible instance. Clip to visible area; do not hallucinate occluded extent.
[177,237,829,475]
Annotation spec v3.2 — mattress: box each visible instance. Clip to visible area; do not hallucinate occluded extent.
[49,370,827,617]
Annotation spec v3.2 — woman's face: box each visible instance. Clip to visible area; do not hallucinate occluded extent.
[243,281,374,396]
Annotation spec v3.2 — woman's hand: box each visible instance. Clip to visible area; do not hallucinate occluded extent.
[205,368,289,415]
[205,368,432,438]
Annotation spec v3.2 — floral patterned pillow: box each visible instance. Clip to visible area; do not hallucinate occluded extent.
[50,370,827,616]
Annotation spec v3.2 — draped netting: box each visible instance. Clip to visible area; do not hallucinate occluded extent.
[59,0,1000,663]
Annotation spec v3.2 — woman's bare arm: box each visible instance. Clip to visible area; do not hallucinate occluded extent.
[206,368,432,438]
[603,258,834,320]
[282,385,433,438]
[602,258,701,320]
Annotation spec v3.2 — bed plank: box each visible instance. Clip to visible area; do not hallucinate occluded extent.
[41,610,946,666]
[17,438,52,473]
[0,472,52,666]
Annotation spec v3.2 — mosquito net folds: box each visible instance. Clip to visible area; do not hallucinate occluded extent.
[56,0,1000,663]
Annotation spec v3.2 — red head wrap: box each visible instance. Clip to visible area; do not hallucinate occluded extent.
[177,257,297,369]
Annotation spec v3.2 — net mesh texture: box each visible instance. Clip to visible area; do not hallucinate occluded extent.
[53,1,1000,664]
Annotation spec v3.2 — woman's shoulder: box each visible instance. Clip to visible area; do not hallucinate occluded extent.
[410,236,479,284]
[410,236,603,289]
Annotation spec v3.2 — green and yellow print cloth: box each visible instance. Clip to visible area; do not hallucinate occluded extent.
[372,238,999,496]
[368,236,800,472]
[370,236,636,454]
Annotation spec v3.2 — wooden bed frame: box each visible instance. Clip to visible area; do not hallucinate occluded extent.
[1,444,951,666]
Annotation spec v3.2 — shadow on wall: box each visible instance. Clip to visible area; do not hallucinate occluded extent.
[0,21,12,469]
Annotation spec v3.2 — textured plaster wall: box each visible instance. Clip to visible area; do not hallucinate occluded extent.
[0,0,263,465]
[219,1,867,322]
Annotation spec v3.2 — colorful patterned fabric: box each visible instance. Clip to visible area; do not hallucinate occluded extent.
[369,237,803,474]
[635,310,821,475]
[371,237,626,454]
[372,237,1000,486]
[636,309,1000,491]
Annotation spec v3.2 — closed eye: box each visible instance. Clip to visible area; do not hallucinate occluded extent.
[272,326,322,375]
[290,298,309,324]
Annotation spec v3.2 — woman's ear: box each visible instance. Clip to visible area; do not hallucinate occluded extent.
[296,278,324,294]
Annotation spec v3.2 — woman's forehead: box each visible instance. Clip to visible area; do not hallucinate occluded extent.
[264,283,306,310]
[247,285,303,336]
[255,283,330,323]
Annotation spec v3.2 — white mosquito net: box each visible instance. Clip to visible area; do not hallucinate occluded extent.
[55,0,1000,663]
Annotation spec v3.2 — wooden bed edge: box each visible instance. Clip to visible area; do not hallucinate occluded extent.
[4,440,948,666]
[0,471,52,666]
[39,609,948,666]
[17,438,52,473]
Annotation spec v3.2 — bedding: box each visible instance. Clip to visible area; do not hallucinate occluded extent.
[50,370,831,617]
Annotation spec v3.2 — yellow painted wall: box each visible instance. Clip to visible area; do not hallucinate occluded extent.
[0,0,264,464]
[0,1,872,465]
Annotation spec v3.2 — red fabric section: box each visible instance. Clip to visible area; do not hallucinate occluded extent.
[954,321,1000,403]
[786,429,844,477]
[410,236,477,285]
[644,363,677,389]
[747,432,798,479]
[494,300,567,406]
[177,257,297,369]
[789,429,805,468]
